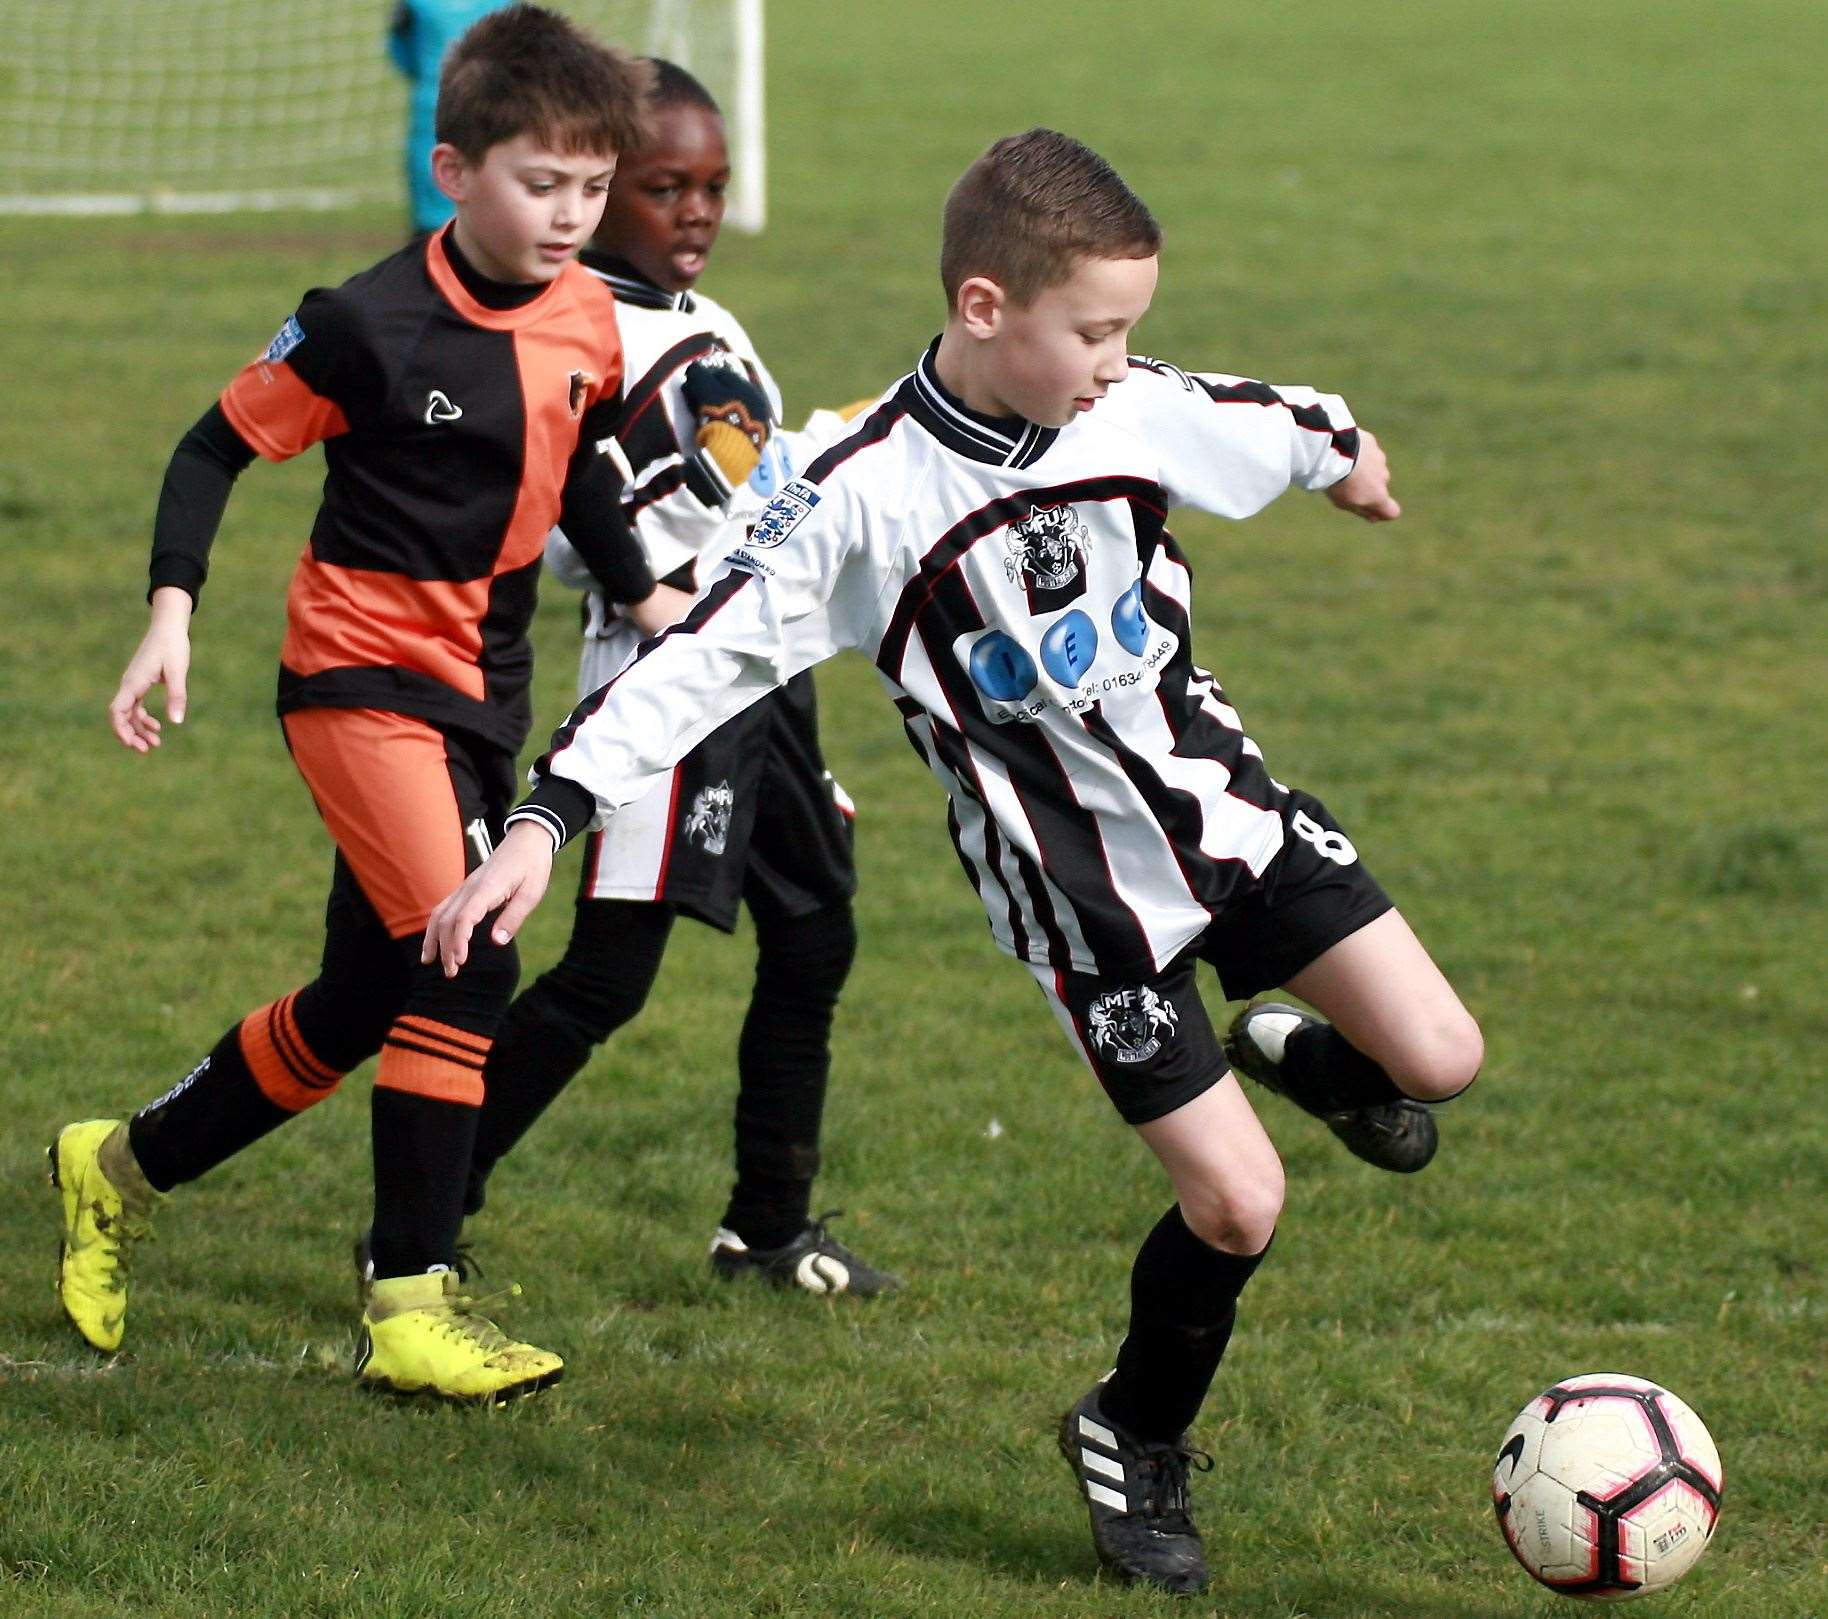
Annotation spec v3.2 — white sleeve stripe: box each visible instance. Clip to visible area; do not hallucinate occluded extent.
[504,804,566,853]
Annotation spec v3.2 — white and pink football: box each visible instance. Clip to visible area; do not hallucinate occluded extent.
[1493,1373,1723,1600]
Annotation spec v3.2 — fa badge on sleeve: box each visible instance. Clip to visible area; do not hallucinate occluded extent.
[744,479,821,550]
[263,315,305,364]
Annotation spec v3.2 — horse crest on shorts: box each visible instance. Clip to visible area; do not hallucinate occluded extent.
[681,781,736,857]
[1086,985,1180,1064]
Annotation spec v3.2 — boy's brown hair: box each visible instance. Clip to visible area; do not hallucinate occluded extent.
[437,3,654,161]
[941,128,1161,307]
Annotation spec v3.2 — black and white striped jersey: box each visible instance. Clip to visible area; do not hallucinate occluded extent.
[549,253,863,682]
[551,252,782,605]
[517,341,1360,980]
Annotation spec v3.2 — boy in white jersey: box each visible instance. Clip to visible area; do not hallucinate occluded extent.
[449,62,895,1294]
[426,129,1483,1592]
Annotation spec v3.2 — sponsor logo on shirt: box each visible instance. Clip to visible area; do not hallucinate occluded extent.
[960,582,1177,722]
[747,437,795,498]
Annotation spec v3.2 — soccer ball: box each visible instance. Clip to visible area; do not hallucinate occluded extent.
[1492,1373,1723,1600]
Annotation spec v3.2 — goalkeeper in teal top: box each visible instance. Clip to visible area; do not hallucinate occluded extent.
[389,0,510,234]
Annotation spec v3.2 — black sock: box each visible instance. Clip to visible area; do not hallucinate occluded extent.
[465,982,607,1215]
[720,902,855,1250]
[465,898,673,1215]
[370,1088,478,1277]
[1277,1021,1404,1114]
[1099,1207,1272,1443]
[128,1024,292,1192]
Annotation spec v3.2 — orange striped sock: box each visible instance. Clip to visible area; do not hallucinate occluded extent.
[238,991,345,1113]
[375,1016,491,1107]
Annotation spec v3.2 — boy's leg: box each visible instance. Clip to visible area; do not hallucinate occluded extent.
[1036,955,1278,1594]
[1280,909,1483,1103]
[708,674,896,1295]
[1209,789,1481,1169]
[126,853,403,1191]
[721,896,853,1249]
[53,849,402,1352]
[463,892,675,1214]
[1222,910,1481,1172]
[284,707,559,1401]
[461,681,763,1220]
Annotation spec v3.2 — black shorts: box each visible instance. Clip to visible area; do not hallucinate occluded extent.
[576,670,858,930]
[1030,787,1392,1125]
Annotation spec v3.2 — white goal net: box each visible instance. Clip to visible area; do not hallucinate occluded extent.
[0,0,763,226]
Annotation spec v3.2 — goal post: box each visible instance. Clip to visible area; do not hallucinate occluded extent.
[0,0,765,228]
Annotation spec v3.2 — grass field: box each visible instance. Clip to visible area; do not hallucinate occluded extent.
[3,2,1825,1615]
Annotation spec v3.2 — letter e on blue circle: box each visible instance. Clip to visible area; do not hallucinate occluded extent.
[1111,581,1149,655]
[1040,610,1098,685]
[968,631,1038,701]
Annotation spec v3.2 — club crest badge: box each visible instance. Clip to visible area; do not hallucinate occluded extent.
[1004,503,1088,590]
[1086,985,1180,1064]
[681,781,735,856]
[568,369,594,415]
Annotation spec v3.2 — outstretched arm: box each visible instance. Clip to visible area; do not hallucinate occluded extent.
[425,476,878,974]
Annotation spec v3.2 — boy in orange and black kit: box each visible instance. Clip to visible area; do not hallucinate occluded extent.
[49,4,684,1403]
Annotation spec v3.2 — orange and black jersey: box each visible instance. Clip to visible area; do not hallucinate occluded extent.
[161,228,651,752]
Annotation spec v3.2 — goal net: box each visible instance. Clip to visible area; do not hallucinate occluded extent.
[0,0,764,227]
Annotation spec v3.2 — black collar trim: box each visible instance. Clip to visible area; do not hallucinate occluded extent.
[901,340,1057,469]
[577,250,696,313]
[438,227,546,310]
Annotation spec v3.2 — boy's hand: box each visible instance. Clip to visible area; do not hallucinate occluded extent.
[1326,429,1402,522]
[109,586,195,752]
[422,821,556,977]
[626,581,696,637]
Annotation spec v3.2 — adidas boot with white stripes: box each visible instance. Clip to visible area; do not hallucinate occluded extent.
[1057,1380,1212,1594]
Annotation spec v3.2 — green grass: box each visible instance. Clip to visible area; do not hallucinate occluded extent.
[3,2,1826,1615]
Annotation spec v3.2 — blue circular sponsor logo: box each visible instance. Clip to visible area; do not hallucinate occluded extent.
[1111,580,1149,655]
[1040,610,1098,686]
[968,631,1038,701]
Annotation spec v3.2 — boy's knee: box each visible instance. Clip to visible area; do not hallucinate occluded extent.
[538,950,652,1044]
[1391,1009,1483,1102]
[755,902,857,999]
[1179,1163,1284,1255]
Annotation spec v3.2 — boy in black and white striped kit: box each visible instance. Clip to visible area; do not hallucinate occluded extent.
[427,128,1482,1593]
[454,60,895,1295]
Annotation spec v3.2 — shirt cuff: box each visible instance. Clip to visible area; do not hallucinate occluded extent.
[506,773,599,851]
[148,557,207,605]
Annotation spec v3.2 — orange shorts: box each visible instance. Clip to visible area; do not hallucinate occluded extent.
[282,707,514,939]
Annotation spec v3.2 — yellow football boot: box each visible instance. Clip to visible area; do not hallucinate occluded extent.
[355,1270,563,1404]
[49,1119,162,1352]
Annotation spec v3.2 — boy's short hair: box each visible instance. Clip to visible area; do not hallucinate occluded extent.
[941,128,1162,307]
[648,58,721,117]
[437,3,653,161]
